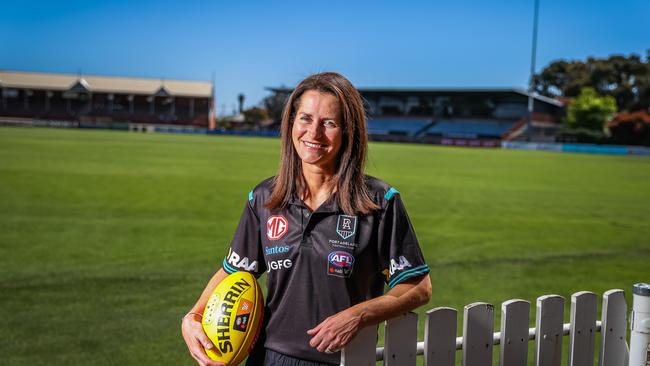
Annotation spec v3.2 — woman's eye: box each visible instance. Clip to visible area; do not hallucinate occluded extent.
[324,120,338,128]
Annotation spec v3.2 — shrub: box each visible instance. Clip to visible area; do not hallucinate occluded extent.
[607,110,650,146]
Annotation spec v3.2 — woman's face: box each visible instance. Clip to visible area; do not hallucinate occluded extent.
[291,90,343,173]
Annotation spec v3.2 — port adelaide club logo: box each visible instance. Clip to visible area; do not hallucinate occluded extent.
[328,251,355,277]
[267,215,288,240]
[336,215,357,240]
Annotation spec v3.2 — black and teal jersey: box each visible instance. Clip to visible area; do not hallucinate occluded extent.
[222,175,429,364]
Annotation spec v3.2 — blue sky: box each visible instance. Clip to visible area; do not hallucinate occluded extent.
[1,0,648,115]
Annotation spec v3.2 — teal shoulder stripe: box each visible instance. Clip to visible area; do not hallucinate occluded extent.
[389,266,429,287]
[388,266,421,287]
[388,265,430,288]
[248,191,254,201]
[384,187,399,200]
[389,267,429,288]
[222,257,238,274]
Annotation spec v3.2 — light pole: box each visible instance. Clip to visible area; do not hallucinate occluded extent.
[527,0,540,142]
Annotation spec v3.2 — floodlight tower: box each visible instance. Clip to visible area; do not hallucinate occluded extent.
[527,0,540,141]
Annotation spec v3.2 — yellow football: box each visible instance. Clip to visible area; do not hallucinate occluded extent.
[202,271,264,366]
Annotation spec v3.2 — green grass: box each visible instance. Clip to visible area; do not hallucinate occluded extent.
[0,127,648,365]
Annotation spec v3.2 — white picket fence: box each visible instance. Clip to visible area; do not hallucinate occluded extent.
[341,289,629,366]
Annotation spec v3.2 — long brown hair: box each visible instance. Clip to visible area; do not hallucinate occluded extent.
[265,72,378,215]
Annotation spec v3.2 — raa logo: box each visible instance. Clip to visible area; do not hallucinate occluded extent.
[389,255,412,276]
[267,215,288,240]
[336,215,357,240]
[227,248,258,272]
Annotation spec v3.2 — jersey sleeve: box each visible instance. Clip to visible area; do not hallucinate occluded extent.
[378,188,430,288]
[222,190,266,278]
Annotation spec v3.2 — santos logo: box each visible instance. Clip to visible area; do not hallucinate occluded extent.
[264,245,290,256]
[267,259,292,272]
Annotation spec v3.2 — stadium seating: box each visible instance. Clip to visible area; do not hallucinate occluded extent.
[367,118,433,136]
[425,120,515,138]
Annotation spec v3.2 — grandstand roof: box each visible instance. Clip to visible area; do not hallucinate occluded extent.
[0,70,213,98]
[266,87,563,107]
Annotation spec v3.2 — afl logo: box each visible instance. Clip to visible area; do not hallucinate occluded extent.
[327,251,355,278]
[266,215,288,240]
[329,251,354,267]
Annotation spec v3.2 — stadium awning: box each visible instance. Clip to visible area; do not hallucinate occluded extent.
[0,70,213,98]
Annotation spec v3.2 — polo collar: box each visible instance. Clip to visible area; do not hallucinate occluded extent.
[288,193,340,213]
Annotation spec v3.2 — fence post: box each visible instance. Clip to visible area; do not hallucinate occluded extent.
[424,307,457,366]
[629,283,650,366]
[384,312,418,366]
[339,324,378,366]
[599,289,627,366]
[568,292,597,366]
[462,302,494,366]
[535,295,564,366]
[500,299,531,366]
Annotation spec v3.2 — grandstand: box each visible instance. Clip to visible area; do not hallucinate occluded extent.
[0,70,214,129]
[425,120,514,139]
[267,87,564,144]
[366,118,432,136]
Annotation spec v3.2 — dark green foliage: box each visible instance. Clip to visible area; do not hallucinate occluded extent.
[556,127,607,144]
[534,51,650,112]
[263,91,290,125]
[243,107,269,125]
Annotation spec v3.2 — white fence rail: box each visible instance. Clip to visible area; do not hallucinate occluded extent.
[341,289,630,366]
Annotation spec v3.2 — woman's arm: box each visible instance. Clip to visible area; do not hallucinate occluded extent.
[307,273,432,353]
[181,268,230,366]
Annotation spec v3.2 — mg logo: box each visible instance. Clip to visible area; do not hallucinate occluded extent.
[267,215,288,240]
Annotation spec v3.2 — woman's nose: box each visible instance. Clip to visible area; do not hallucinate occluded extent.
[307,121,324,138]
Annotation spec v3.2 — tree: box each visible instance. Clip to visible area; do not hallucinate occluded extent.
[262,91,290,125]
[533,52,650,112]
[238,93,245,113]
[566,87,617,131]
[243,107,269,127]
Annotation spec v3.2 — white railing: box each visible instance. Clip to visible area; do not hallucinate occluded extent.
[341,289,632,366]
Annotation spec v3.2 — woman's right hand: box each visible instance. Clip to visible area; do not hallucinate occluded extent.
[181,313,226,366]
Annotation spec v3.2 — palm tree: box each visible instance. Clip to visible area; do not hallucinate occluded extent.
[238,93,245,114]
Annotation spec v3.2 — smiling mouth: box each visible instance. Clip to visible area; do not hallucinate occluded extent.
[303,141,327,149]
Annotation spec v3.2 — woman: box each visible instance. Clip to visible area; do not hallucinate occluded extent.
[182,72,432,366]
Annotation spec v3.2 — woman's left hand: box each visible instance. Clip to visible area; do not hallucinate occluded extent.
[307,308,363,353]
[307,274,432,354]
